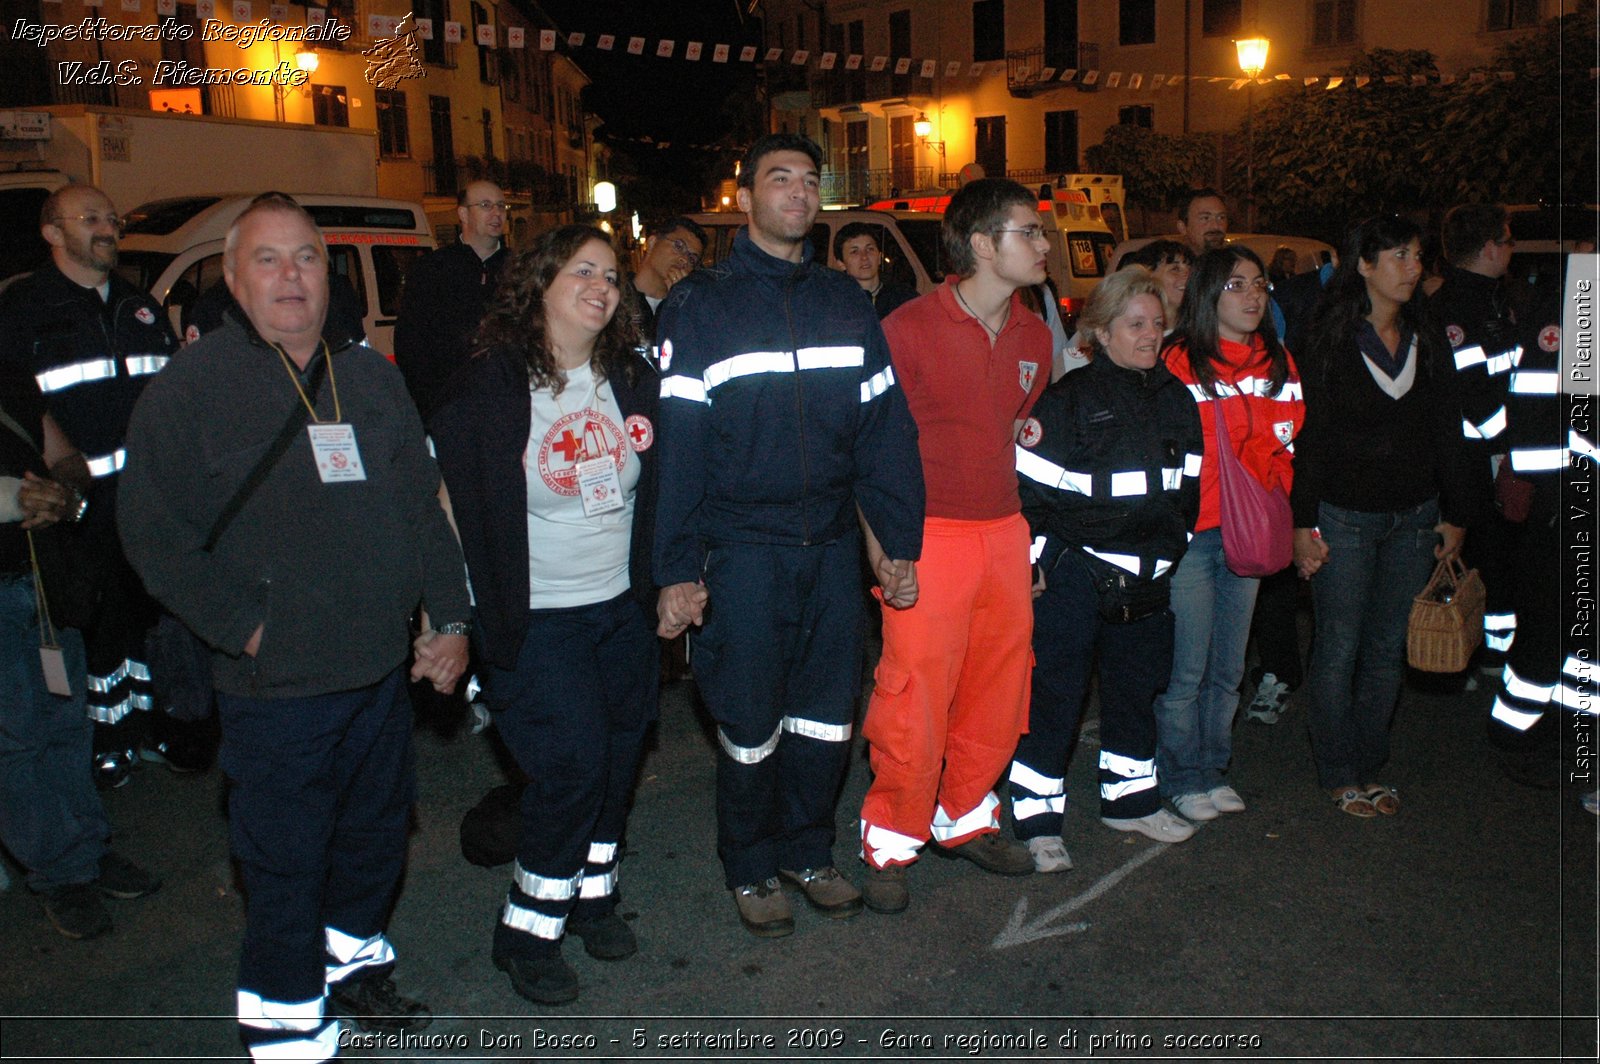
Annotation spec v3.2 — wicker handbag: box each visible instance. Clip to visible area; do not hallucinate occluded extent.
[1406,557,1485,673]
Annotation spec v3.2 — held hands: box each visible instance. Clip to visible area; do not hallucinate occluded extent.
[1434,521,1466,563]
[875,556,919,610]
[411,630,469,694]
[657,581,708,638]
[1292,528,1329,580]
[17,471,72,529]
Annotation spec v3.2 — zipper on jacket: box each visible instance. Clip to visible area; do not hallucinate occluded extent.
[782,269,814,545]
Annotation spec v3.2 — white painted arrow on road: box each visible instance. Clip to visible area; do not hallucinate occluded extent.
[991,836,1177,949]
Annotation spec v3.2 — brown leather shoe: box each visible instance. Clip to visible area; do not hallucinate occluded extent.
[779,866,863,918]
[862,864,909,914]
[943,831,1035,876]
[732,877,794,937]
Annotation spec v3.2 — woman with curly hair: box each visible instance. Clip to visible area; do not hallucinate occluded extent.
[1291,215,1476,818]
[429,225,661,1004]
[1154,246,1304,823]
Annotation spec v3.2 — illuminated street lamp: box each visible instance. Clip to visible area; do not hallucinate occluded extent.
[913,111,945,158]
[593,180,617,214]
[272,43,319,122]
[1236,36,1269,231]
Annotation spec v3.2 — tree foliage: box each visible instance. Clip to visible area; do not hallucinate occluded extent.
[1085,13,1596,243]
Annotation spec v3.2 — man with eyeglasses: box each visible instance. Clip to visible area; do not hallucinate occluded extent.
[0,184,181,790]
[1431,204,1523,701]
[628,217,707,352]
[856,178,1051,912]
[394,179,508,425]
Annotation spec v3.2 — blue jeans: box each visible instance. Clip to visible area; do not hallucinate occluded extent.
[1155,528,1260,796]
[1307,499,1440,790]
[0,573,102,890]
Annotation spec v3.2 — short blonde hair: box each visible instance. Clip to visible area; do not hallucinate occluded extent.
[1078,267,1166,355]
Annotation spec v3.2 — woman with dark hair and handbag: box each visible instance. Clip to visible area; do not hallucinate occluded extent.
[1008,267,1206,862]
[1291,216,1477,818]
[1154,246,1305,823]
[429,225,661,1004]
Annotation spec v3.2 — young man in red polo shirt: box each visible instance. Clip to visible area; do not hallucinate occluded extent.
[858,179,1053,912]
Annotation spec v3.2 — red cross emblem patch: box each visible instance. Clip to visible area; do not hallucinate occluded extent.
[657,340,672,372]
[625,415,654,451]
[1019,361,1038,393]
[1019,417,1043,448]
[135,306,156,325]
[1539,324,1560,353]
[1445,324,1464,347]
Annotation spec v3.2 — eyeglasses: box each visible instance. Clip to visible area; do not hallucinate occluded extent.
[1222,277,1272,293]
[51,212,123,232]
[668,237,703,265]
[995,225,1047,242]
[467,200,507,213]
[1492,235,1516,247]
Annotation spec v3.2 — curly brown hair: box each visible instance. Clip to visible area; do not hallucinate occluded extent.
[473,224,645,395]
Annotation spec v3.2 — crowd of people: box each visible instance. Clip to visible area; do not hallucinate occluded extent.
[0,133,1592,1062]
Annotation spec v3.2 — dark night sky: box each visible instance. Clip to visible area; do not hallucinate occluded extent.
[532,0,762,148]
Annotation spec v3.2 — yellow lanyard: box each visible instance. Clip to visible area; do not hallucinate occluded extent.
[275,340,341,424]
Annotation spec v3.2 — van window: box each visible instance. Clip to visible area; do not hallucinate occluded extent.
[305,205,423,230]
[115,250,180,296]
[329,245,367,319]
[372,245,428,317]
[160,252,224,328]
[831,221,921,292]
[122,197,223,235]
[895,217,949,283]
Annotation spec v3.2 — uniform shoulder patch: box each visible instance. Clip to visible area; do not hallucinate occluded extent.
[1539,324,1560,353]
[625,415,654,452]
[1019,417,1043,448]
[1445,324,1464,347]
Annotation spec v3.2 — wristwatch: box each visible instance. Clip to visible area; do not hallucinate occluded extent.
[433,621,471,636]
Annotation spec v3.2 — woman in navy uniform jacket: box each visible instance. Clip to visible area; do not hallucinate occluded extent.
[429,225,659,1007]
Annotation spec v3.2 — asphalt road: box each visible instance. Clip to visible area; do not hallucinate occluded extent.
[2,635,1595,1063]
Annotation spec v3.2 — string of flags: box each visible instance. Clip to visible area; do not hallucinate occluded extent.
[30,2,1594,86]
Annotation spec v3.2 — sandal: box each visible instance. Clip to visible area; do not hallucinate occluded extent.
[1332,788,1377,818]
[1362,784,1400,816]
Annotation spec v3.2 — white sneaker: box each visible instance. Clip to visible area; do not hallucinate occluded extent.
[1101,809,1196,843]
[1171,792,1220,821]
[1026,836,1073,873]
[1245,673,1290,724]
[1207,785,1246,813]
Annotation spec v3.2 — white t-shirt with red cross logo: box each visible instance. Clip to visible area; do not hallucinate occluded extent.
[525,363,639,608]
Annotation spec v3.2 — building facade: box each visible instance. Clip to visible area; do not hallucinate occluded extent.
[758,0,1574,207]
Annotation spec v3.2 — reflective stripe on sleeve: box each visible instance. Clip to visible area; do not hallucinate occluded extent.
[1015,447,1091,494]
[1509,369,1559,395]
[859,365,895,403]
[124,354,170,377]
[86,448,127,477]
[1510,447,1565,472]
[1485,345,1523,375]
[1565,656,1598,684]
[1161,466,1184,490]
[1453,345,1488,370]
[36,358,117,394]
[796,344,865,370]
[1029,535,1047,565]
[1184,452,1203,477]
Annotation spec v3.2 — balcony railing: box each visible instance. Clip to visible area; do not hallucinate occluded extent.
[820,166,932,207]
[1006,43,1098,96]
[812,68,917,109]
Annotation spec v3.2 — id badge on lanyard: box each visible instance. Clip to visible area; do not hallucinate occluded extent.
[307,423,367,483]
[576,455,624,516]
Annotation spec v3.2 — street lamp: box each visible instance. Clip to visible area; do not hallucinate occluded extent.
[272,44,319,122]
[1235,36,1269,231]
[913,111,945,159]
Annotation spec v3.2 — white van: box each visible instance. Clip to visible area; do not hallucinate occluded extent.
[115,194,435,357]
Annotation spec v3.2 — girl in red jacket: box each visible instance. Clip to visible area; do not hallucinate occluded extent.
[1156,246,1304,823]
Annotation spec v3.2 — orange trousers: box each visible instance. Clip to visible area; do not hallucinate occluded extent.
[860,513,1034,868]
